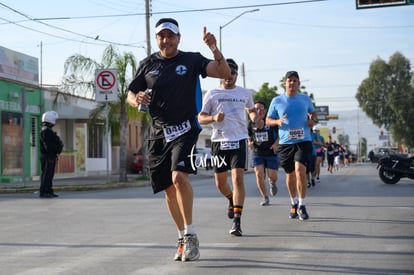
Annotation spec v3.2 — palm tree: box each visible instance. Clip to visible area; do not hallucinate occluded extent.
[60,45,137,182]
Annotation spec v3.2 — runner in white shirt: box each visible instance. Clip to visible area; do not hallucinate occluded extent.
[198,58,261,237]
[203,87,254,142]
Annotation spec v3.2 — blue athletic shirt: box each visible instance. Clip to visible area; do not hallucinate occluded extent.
[267,93,315,145]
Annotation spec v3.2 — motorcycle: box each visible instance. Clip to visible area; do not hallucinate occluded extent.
[377,154,414,184]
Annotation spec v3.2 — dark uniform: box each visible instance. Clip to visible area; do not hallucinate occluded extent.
[248,122,279,170]
[248,122,279,157]
[128,51,210,193]
[39,125,63,197]
[326,141,335,169]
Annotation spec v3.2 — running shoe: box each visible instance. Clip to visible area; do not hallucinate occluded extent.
[260,196,270,206]
[182,234,200,262]
[289,204,298,219]
[311,178,316,187]
[269,183,278,196]
[298,205,309,220]
[229,220,243,236]
[227,204,234,219]
[173,238,184,261]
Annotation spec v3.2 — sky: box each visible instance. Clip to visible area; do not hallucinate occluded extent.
[1,0,413,152]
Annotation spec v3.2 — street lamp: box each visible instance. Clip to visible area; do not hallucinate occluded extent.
[219,9,259,52]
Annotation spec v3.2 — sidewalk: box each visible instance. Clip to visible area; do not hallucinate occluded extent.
[0,168,215,194]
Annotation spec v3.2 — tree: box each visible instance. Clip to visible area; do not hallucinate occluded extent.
[252,82,279,108]
[61,45,137,182]
[253,78,316,117]
[356,52,414,147]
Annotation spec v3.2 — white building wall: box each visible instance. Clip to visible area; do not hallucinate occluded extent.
[43,88,111,177]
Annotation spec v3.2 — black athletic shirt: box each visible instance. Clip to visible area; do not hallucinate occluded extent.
[248,122,278,157]
[128,51,210,138]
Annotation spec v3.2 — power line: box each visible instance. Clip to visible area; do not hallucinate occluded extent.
[248,57,414,73]
[4,0,412,30]
[27,0,329,21]
[0,2,144,48]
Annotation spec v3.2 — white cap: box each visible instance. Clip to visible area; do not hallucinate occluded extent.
[155,22,179,34]
[313,125,319,131]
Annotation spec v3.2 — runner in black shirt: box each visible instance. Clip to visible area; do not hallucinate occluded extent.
[248,101,279,206]
[127,18,231,262]
[326,136,335,174]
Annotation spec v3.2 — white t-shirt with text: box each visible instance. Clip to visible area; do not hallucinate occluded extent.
[201,85,254,142]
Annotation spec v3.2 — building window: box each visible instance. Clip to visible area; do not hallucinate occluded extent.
[1,111,23,175]
[30,117,37,147]
[88,123,104,158]
[135,125,139,148]
[128,124,131,146]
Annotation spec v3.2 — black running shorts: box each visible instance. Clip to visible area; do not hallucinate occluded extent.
[211,139,248,173]
[278,141,313,174]
[148,127,199,194]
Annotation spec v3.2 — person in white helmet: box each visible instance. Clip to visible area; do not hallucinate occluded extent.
[39,111,63,198]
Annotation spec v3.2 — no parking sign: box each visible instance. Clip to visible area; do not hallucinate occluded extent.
[95,69,118,102]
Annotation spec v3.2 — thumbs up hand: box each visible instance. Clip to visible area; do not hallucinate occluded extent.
[203,26,218,51]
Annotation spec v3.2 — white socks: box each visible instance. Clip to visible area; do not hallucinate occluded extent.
[184,224,196,236]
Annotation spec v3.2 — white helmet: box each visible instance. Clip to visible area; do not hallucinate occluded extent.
[42,111,59,125]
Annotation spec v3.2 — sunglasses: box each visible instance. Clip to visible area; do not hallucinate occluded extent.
[254,106,265,110]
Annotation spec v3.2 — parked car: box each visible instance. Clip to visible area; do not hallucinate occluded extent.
[368,147,406,163]
[131,153,143,173]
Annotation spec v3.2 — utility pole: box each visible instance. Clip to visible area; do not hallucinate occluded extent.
[39,41,43,87]
[145,0,151,57]
[141,0,151,177]
[241,62,246,88]
[219,9,259,52]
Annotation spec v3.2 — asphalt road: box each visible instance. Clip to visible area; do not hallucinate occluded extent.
[0,163,413,275]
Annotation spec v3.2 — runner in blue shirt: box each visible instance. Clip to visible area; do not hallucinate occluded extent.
[266,71,318,220]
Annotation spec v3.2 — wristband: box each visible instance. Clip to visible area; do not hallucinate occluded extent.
[312,118,319,123]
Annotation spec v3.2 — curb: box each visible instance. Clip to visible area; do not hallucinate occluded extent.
[0,170,217,195]
[0,181,150,194]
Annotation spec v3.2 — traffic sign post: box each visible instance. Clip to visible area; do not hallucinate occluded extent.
[95,69,118,183]
[95,69,118,102]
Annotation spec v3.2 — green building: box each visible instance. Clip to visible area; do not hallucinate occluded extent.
[0,46,43,183]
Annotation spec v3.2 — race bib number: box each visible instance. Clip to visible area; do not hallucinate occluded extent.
[255,132,269,142]
[163,120,191,143]
[220,141,240,150]
[288,128,304,140]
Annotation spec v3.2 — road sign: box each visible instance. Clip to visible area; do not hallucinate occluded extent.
[315,105,329,120]
[356,0,408,9]
[379,135,388,140]
[95,69,118,102]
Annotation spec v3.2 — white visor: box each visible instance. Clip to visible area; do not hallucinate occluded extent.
[155,22,180,34]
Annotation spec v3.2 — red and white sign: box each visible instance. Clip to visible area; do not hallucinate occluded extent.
[95,69,118,102]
